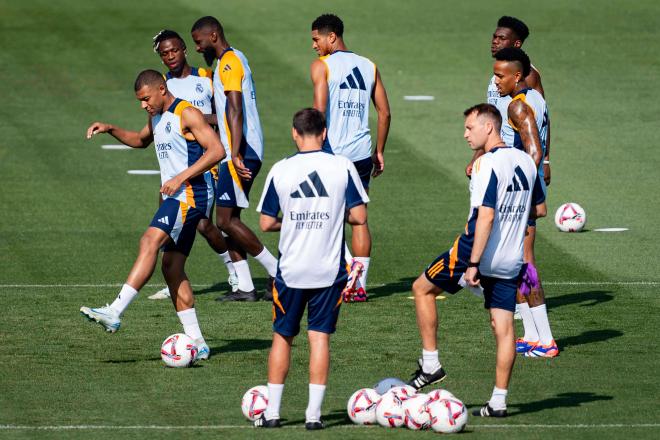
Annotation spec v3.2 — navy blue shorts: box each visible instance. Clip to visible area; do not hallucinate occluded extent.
[424,239,470,294]
[215,158,262,209]
[353,157,373,190]
[272,276,346,337]
[149,198,207,256]
[480,275,518,312]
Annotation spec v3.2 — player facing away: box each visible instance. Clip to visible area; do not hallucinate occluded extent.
[310,13,391,302]
[253,108,369,429]
[80,70,225,360]
[493,47,558,358]
[191,16,278,302]
[148,29,239,300]
[407,104,546,418]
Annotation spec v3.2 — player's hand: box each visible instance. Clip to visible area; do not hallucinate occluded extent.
[543,163,551,186]
[465,162,474,178]
[465,267,481,287]
[232,156,252,181]
[160,176,183,197]
[371,151,384,177]
[86,122,112,139]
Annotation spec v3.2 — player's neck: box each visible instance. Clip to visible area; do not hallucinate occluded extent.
[484,137,506,153]
[162,93,176,113]
[297,143,323,153]
[216,40,230,56]
[512,80,529,95]
[170,64,192,79]
[331,40,348,53]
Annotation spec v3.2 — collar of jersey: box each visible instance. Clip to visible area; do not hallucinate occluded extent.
[217,47,234,62]
[166,98,182,114]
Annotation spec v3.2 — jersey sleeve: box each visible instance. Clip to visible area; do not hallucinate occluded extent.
[219,53,245,93]
[345,161,370,208]
[257,166,280,217]
[470,156,498,209]
[531,174,546,205]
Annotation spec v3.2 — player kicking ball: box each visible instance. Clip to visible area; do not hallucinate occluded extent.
[408,104,546,417]
[253,108,369,429]
[80,70,225,361]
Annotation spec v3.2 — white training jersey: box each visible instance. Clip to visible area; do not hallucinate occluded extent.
[165,67,214,115]
[469,146,545,279]
[257,150,369,288]
[213,47,264,162]
[487,75,500,106]
[151,98,214,207]
[320,51,376,162]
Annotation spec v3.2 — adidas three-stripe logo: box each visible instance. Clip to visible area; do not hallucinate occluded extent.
[157,216,170,225]
[340,67,367,90]
[218,192,231,201]
[291,171,329,198]
[506,166,530,192]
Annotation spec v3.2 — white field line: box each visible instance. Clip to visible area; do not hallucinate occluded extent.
[0,423,658,430]
[0,281,657,289]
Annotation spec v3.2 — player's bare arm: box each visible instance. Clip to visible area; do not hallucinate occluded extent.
[371,68,391,178]
[543,118,551,186]
[259,214,282,232]
[465,206,495,286]
[160,107,225,196]
[86,121,153,148]
[226,90,252,180]
[310,59,328,113]
[508,100,542,167]
[530,201,547,220]
[466,149,485,178]
[203,114,218,126]
[526,66,545,97]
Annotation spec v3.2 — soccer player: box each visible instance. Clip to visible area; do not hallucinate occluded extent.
[80,70,225,360]
[408,104,546,418]
[493,47,558,358]
[191,16,278,302]
[310,13,391,302]
[148,29,239,300]
[253,108,369,429]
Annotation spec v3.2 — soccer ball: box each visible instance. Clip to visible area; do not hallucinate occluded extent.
[402,393,431,430]
[375,388,408,428]
[554,202,587,232]
[428,397,468,433]
[373,377,407,395]
[160,333,197,368]
[426,388,455,404]
[347,388,380,425]
[241,385,269,421]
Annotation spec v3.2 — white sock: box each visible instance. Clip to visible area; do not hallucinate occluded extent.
[254,247,277,277]
[344,242,353,264]
[518,301,539,342]
[530,304,554,345]
[177,308,203,341]
[265,383,284,420]
[234,260,255,291]
[218,251,237,278]
[489,386,508,410]
[354,256,370,289]
[110,284,138,316]
[422,349,441,374]
[305,383,326,423]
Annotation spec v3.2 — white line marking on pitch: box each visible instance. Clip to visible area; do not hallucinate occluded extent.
[593,228,629,232]
[127,170,160,175]
[404,95,435,101]
[101,144,131,150]
[0,423,658,430]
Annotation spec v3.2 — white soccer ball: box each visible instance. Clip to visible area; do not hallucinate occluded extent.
[160,333,197,368]
[428,397,468,433]
[347,388,380,425]
[241,385,269,421]
[402,393,431,430]
[426,388,455,404]
[375,388,407,428]
[554,202,587,232]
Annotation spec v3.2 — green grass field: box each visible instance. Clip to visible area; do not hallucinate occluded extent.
[1,0,659,438]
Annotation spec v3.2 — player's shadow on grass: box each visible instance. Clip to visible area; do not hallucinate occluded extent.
[505,392,613,416]
[281,410,348,427]
[557,329,623,350]
[368,277,416,299]
[195,278,269,296]
[212,338,271,354]
[546,290,614,309]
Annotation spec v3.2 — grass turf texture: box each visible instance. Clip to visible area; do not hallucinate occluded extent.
[1,0,659,438]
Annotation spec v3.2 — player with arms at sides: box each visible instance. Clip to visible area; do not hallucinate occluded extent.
[310,13,391,302]
[408,104,546,419]
[253,108,369,429]
[492,47,558,358]
[191,16,278,302]
[80,70,225,360]
[148,29,239,300]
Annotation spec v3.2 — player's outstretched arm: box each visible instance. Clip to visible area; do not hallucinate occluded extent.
[508,100,542,167]
[226,90,252,180]
[259,214,282,232]
[371,68,391,178]
[86,122,153,148]
[465,206,495,287]
[310,59,328,113]
[160,107,225,196]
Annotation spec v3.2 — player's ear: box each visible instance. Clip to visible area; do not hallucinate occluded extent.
[514,40,522,49]
[321,128,327,142]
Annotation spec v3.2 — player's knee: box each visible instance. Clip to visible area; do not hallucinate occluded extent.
[412,277,432,299]
[139,232,161,253]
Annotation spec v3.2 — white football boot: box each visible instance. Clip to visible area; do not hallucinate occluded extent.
[80,304,121,333]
